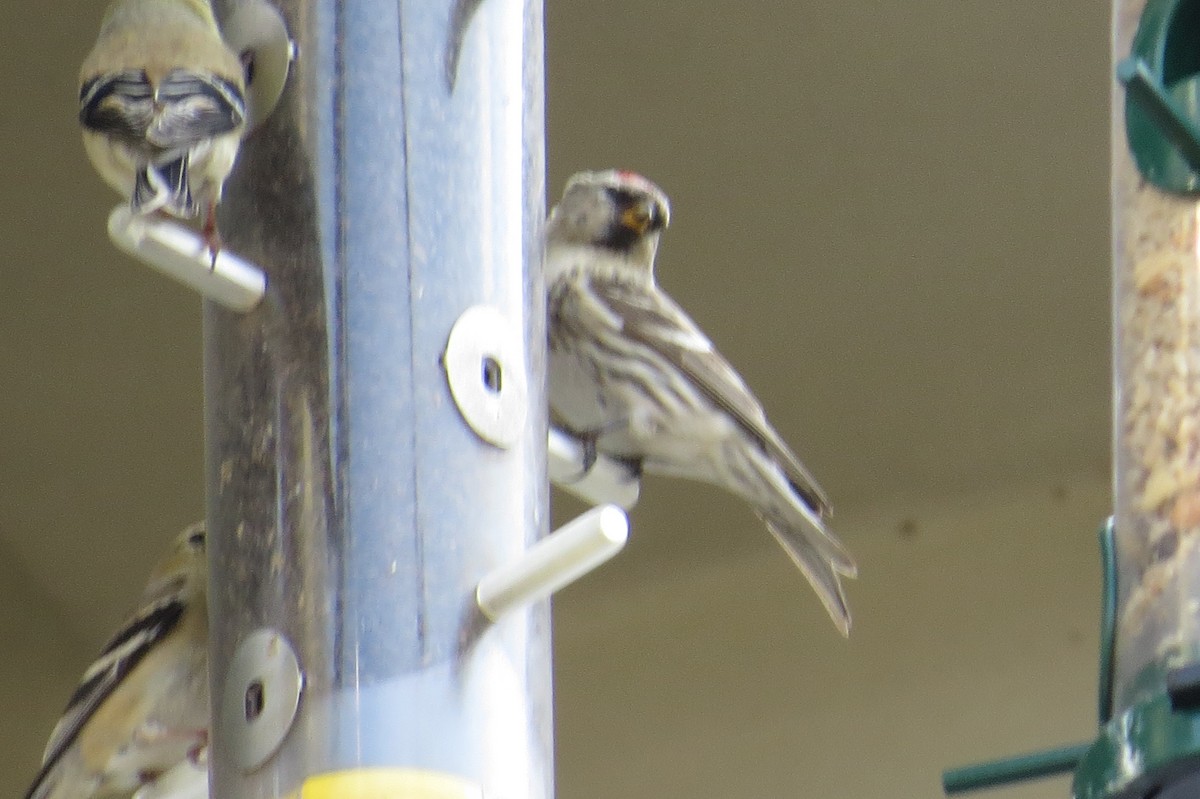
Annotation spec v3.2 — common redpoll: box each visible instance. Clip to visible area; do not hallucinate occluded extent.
[546,170,857,634]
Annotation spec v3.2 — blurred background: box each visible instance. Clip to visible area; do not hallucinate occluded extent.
[0,1,1108,797]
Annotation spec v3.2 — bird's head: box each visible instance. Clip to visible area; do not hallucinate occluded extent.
[144,521,207,600]
[546,169,671,275]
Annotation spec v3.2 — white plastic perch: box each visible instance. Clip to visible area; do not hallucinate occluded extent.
[107,206,267,311]
[547,427,640,510]
[476,504,629,620]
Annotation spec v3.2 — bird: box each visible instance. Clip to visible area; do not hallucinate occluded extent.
[545,169,858,635]
[78,0,247,258]
[24,522,209,799]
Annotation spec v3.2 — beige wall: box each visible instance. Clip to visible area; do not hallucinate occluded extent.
[555,472,1107,798]
[0,557,95,793]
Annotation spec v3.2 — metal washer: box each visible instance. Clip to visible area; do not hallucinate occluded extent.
[220,627,304,772]
[444,304,528,448]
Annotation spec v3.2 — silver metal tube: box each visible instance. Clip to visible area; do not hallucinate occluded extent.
[204,0,549,796]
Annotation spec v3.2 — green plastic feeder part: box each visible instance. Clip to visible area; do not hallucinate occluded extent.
[941,521,1200,797]
[1122,0,1200,192]
[1073,684,1200,798]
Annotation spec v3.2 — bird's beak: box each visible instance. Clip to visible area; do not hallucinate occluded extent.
[620,200,666,235]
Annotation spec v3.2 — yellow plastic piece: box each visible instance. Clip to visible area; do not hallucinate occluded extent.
[298,768,483,799]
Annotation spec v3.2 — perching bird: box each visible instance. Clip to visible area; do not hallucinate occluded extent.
[24,522,209,799]
[78,0,246,255]
[546,170,858,635]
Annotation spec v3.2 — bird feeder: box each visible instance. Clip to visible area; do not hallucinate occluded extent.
[201,1,555,797]
[944,0,1200,795]
[1073,0,1200,794]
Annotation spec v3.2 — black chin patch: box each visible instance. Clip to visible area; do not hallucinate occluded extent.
[596,222,643,253]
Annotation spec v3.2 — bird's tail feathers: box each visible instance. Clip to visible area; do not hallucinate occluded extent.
[720,443,855,577]
[750,460,856,577]
[132,155,196,217]
[761,509,855,637]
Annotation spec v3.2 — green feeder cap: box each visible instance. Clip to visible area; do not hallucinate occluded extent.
[1122,0,1200,193]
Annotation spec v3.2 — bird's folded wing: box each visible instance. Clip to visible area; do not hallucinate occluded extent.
[146,69,245,148]
[29,592,188,799]
[79,69,157,141]
[589,275,833,517]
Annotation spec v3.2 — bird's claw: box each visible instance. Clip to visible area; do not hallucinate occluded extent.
[202,204,222,271]
[186,735,208,766]
[562,431,600,483]
[615,454,642,479]
[579,434,599,475]
[564,422,642,483]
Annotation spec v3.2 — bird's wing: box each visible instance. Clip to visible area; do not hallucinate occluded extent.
[27,587,188,799]
[79,69,158,143]
[590,274,833,517]
[146,69,245,149]
[79,68,244,150]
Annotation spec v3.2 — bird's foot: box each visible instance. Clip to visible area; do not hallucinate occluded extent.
[202,204,222,270]
[186,734,208,766]
[137,768,165,785]
[575,430,599,479]
[565,428,642,483]
[612,453,642,479]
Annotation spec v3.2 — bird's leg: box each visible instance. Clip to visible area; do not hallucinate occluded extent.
[614,453,643,479]
[576,429,599,476]
[137,768,165,784]
[202,202,222,270]
[567,418,638,481]
[134,735,207,792]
